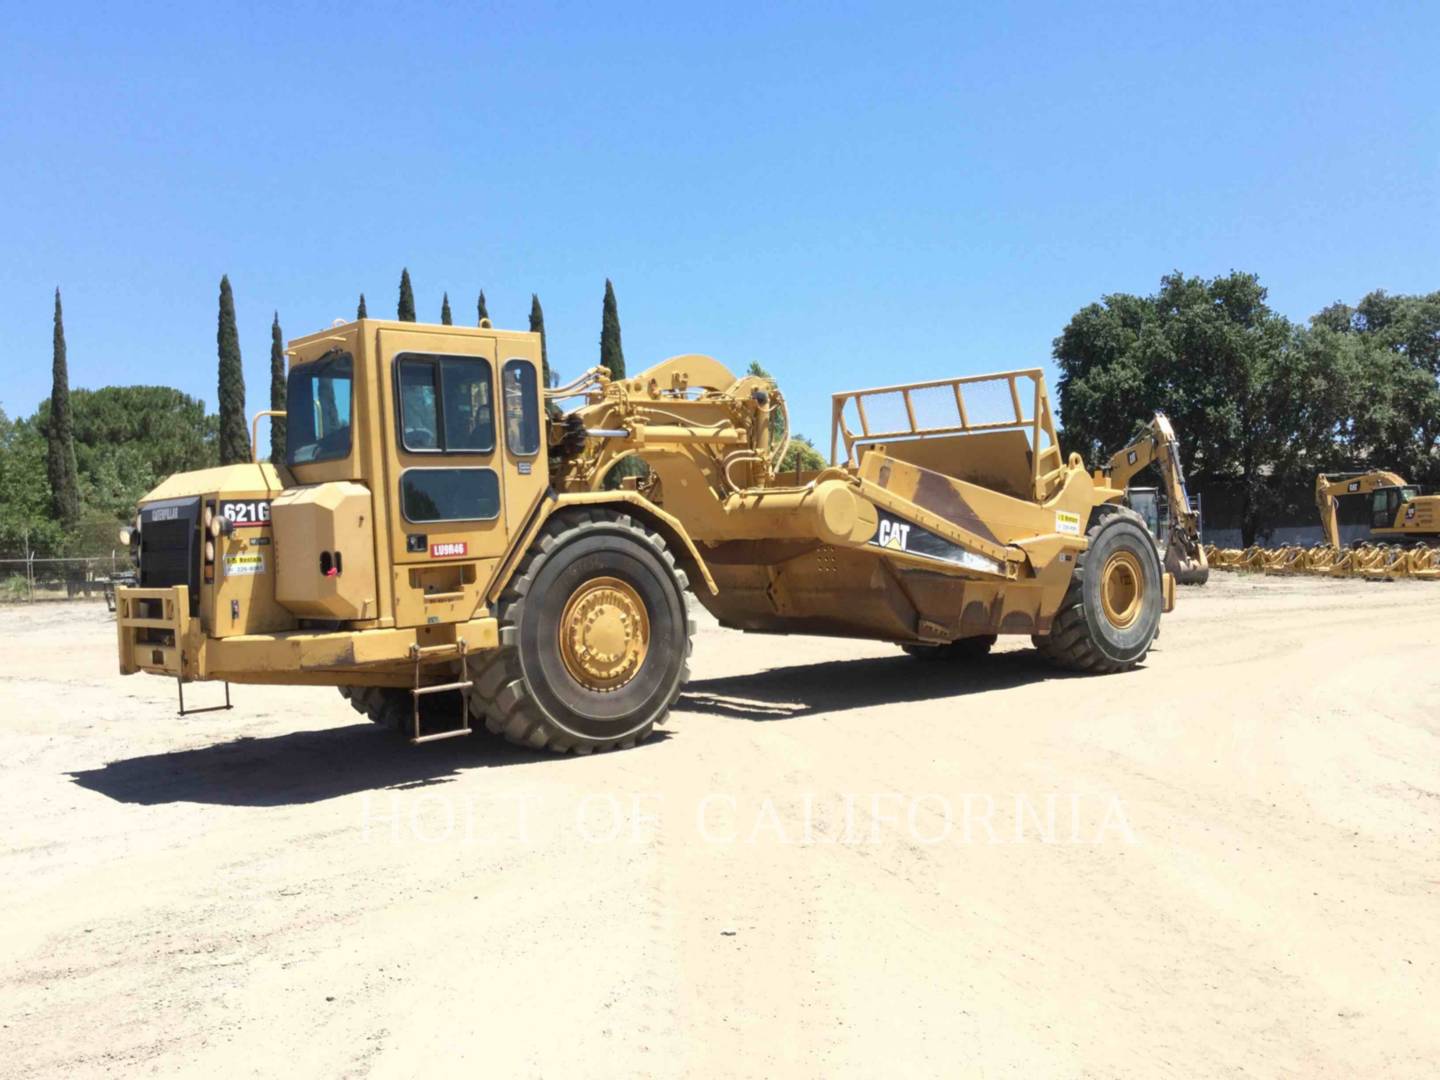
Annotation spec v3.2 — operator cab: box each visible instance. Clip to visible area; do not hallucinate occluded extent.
[1371,486,1418,530]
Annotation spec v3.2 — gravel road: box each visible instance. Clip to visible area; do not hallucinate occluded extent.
[2,574,1437,1078]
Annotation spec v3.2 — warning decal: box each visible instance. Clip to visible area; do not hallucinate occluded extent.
[1055,510,1082,536]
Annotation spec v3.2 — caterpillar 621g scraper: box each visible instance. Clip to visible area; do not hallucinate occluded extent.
[115,318,1174,753]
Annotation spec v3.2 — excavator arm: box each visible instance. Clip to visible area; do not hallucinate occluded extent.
[1314,471,1407,549]
[1098,413,1208,585]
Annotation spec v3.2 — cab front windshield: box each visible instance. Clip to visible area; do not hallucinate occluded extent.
[286,350,353,465]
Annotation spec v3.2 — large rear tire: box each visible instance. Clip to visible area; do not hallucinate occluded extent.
[1034,506,1163,673]
[337,685,465,736]
[470,508,694,754]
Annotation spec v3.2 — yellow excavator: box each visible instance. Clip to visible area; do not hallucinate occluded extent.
[1096,413,1209,585]
[1315,471,1440,549]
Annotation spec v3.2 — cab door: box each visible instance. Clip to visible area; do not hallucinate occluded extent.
[1372,489,1397,530]
[377,328,507,625]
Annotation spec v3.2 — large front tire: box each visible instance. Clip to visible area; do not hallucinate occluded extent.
[470,509,694,754]
[1034,506,1163,673]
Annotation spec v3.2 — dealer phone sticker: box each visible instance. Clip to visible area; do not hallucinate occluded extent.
[223,553,266,576]
[430,541,468,558]
[1055,510,1082,536]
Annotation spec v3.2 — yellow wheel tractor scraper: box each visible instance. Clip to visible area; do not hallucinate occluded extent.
[115,318,1175,753]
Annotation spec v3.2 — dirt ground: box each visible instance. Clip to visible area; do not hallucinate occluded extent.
[1,574,1438,1078]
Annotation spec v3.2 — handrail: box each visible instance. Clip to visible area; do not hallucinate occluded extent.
[250,410,286,463]
[828,369,1059,495]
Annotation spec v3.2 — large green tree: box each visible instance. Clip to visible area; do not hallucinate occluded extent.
[46,288,80,532]
[397,268,416,322]
[1310,290,1440,481]
[269,313,287,463]
[1054,271,1343,544]
[1,410,62,557]
[600,278,625,380]
[529,294,552,387]
[216,275,250,464]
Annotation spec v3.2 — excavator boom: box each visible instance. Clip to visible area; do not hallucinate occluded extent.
[1098,413,1208,585]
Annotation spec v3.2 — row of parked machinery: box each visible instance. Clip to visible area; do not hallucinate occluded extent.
[1206,471,1440,580]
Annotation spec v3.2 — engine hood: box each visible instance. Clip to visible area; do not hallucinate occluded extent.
[139,462,286,504]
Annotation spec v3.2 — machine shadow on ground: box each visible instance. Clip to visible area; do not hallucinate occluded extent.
[680,644,1095,721]
[68,723,658,809]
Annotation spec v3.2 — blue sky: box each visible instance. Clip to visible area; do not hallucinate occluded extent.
[2,1,1436,444]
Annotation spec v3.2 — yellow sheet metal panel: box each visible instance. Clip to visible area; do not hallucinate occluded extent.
[271,482,379,620]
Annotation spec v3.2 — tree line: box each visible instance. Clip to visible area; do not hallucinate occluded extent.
[1055,272,1440,544]
[4,269,1433,558]
[0,274,640,558]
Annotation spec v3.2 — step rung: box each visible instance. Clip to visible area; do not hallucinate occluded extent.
[412,680,474,695]
[409,727,473,745]
[413,642,467,656]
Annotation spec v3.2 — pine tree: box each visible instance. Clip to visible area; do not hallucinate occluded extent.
[477,290,490,325]
[600,278,625,380]
[357,293,368,319]
[46,288,80,531]
[397,268,416,322]
[441,292,453,325]
[269,312,287,463]
[529,294,551,387]
[217,275,251,465]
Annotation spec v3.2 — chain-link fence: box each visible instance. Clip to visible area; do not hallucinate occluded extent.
[0,553,135,605]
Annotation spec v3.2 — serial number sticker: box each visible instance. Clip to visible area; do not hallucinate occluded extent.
[219,499,272,527]
[1055,510,1082,536]
[223,553,266,577]
[430,541,468,558]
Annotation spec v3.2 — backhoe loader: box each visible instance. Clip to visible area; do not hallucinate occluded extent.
[115,317,1174,754]
[1096,413,1208,585]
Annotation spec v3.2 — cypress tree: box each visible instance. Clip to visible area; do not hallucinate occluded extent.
[397,268,416,322]
[217,275,251,464]
[529,294,551,387]
[441,292,453,325]
[477,290,489,325]
[269,312,287,463]
[600,278,625,380]
[46,288,81,531]
[357,293,368,319]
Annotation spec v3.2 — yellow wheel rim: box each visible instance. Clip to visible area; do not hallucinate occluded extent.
[1100,550,1144,629]
[557,576,650,692]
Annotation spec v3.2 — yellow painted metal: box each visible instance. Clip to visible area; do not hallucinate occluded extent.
[117,313,1169,708]
[1100,550,1144,628]
[271,481,378,619]
[557,576,650,691]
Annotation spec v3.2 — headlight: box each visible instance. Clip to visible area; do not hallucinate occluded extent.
[205,539,216,563]
[118,527,133,545]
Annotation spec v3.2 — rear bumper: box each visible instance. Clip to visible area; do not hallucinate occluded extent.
[116,586,201,678]
[115,585,498,686]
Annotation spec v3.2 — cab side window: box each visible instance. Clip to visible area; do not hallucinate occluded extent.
[502,359,540,455]
[395,354,494,453]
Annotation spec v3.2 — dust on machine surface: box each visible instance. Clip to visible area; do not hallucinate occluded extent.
[115,317,1175,754]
